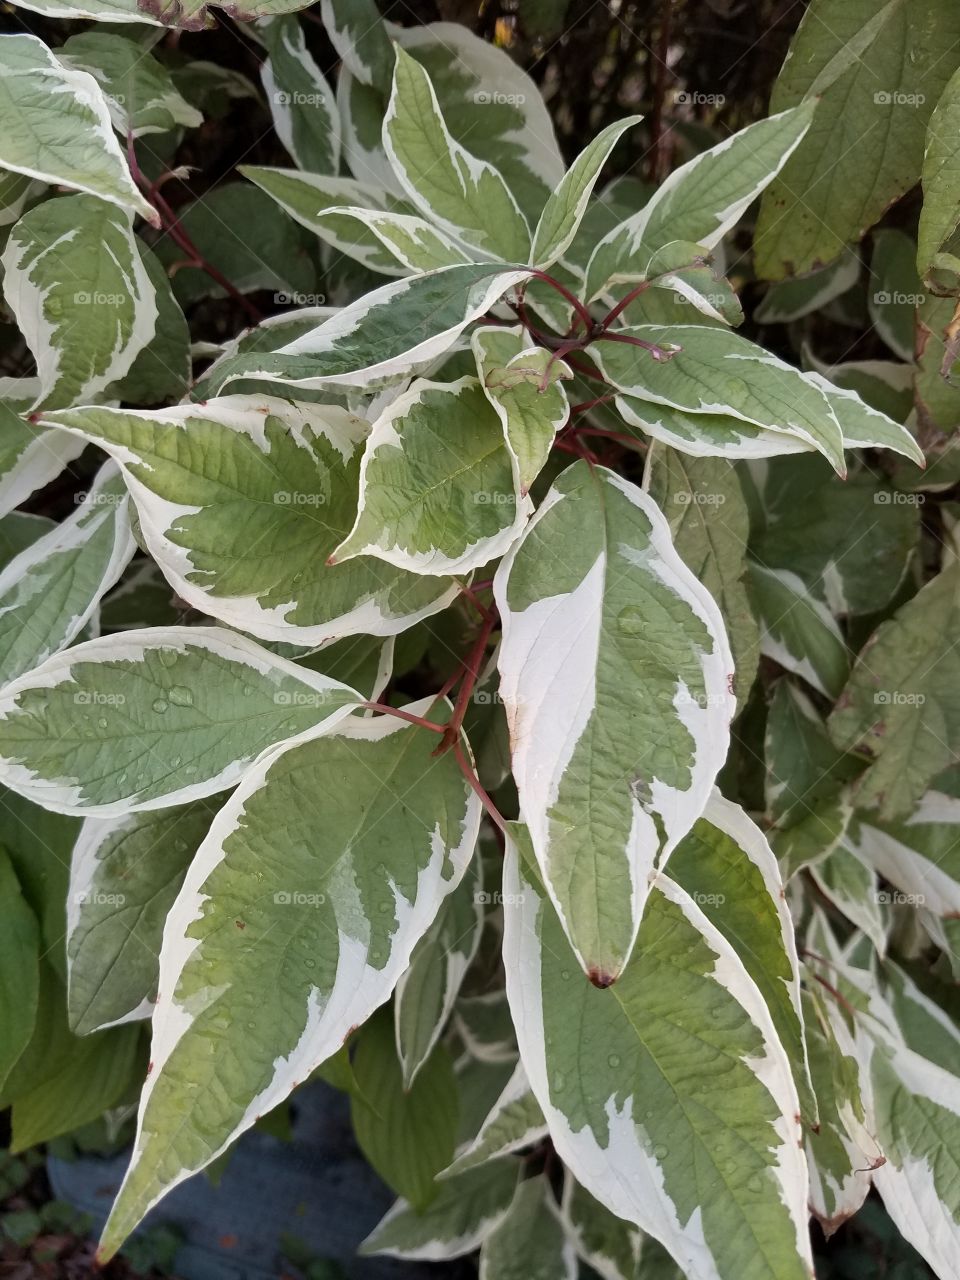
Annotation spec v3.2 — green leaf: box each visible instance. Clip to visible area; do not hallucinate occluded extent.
[828,564,960,819]
[0,848,40,1093]
[199,265,529,396]
[560,1178,643,1280]
[351,1011,459,1211]
[755,0,960,279]
[152,183,317,307]
[747,563,849,699]
[0,463,134,688]
[667,794,817,1125]
[478,1176,576,1280]
[503,842,813,1280]
[12,1021,140,1150]
[867,229,924,362]
[98,702,480,1258]
[107,242,191,407]
[240,166,413,275]
[750,454,921,615]
[0,34,156,223]
[396,860,483,1088]
[802,370,923,463]
[843,783,960,918]
[616,398,812,461]
[801,991,877,1236]
[319,0,393,90]
[586,103,816,298]
[59,32,202,138]
[442,1061,546,1178]
[918,66,960,286]
[5,0,161,22]
[2,194,158,411]
[0,402,85,519]
[322,206,472,272]
[361,1156,519,1260]
[648,449,759,707]
[593,325,847,474]
[333,377,529,576]
[915,293,960,433]
[765,681,862,835]
[42,398,458,646]
[67,801,219,1035]
[472,325,570,495]
[138,0,315,32]
[494,462,734,983]
[754,251,861,324]
[260,17,339,175]
[384,48,531,263]
[0,626,358,815]
[809,842,888,957]
[0,790,79,983]
[823,953,960,1279]
[531,116,642,269]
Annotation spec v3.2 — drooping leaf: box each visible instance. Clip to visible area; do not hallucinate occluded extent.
[494,462,734,983]
[828,564,960,819]
[361,1159,519,1260]
[750,454,921,616]
[98,701,480,1258]
[747,563,849,699]
[441,1060,547,1179]
[42,397,458,646]
[809,841,887,957]
[199,264,530,396]
[648,449,759,706]
[59,32,202,138]
[503,839,813,1280]
[0,402,85,520]
[592,325,847,474]
[106,241,191,407]
[351,1010,459,1210]
[333,378,530,576]
[867,229,923,362]
[0,34,156,222]
[67,800,219,1035]
[918,66,960,286]
[2,194,158,411]
[319,0,393,90]
[395,858,483,1088]
[0,848,40,1094]
[478,1175,576,1280]
[844,783,960,918]
[560,1178,644,1280]
[667,794,817,1125]
[0,463,134,688]
[0,626,358,816]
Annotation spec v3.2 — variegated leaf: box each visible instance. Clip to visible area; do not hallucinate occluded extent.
[494,462,734,983]
[98,701,481,1259]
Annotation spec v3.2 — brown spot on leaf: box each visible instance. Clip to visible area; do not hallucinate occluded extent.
[587,967,617,989]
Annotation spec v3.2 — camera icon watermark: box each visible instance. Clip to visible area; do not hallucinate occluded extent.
[874,690,926,706]
[474,491,519,505]
[274,491,326,506]
[875,889,925,906]
[874,490,924,505]
[674,490,726,506]
[474,889,525,906]
[73,690,126,707]
[675,90,725,106]
[274,291,326,306]
[473,89,526,106]
[273,890,327,906]
[274,690,334,707]
[274,90,326,107]
[74,890,126,907]
[874,90,925,106]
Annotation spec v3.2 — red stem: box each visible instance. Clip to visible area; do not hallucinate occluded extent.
[527,270,596,335]
[454,739,508,833]
[360,702,445,733]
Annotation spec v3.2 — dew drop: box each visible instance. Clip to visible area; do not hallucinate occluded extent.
[747,1175,762,1194]
[168,685,194,708]
[304,958,316,970]
[159,649,178,668]
[551,1071,566,1093]
[97,717,108,729]
[653,1144,669,1160]
[242,685,255,697]
[616,605,645,636]
[152,698,168,714]
[607,1053,621,1068]
[560,969,571,981]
